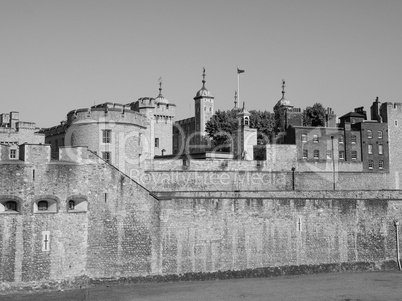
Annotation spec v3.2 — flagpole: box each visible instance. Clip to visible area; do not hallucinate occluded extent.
[237,71,240,106]
[237,67,245,106]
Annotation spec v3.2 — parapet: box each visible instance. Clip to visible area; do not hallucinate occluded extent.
[18,144,51,163]
[59,146,101,164]
[65,102,147,128]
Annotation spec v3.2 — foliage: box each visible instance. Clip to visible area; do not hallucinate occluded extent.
[273,103,286,134]
[303,103,326,127]
[205,110,275,150]
[205,110,237,151]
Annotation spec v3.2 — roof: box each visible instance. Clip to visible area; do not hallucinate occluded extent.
[339,112,366,119]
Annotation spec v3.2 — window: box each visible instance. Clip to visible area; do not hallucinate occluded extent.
[5,201,17,211]
[351,135,356,144]
[351,151,357,160]
[379,160,384,169]
[367,130,372,138]
[67,198,88,212]
[302,149,308,159]
[102,130,111,143]
[9,149,16,159]
[102,151,111,163]
[339,135,344,143]
[38,200,49,211]
[34,198,58,213]
[313,150,319,159]
[339,151,345,160]
[395,120,398,127]
[379,144,383,155]
[244,117,249,126]
[42,231,50,252]
[378,131,383,139]
[326,150,332,159]
[155,138,159,148]
[368,160,374,169]
[0,199,20,213]
[368,144,373,154]
[301,134,307,142]
[313,135,319,143]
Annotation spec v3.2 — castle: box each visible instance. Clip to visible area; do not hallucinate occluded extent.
[1,71,402,291]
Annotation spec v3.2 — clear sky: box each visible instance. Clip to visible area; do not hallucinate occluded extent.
[1,0,401,128]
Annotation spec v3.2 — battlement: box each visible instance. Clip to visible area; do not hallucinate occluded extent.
[384,102,402,111]
[0,143,101,164]
[64,103,148,128]
[130,98,176,118]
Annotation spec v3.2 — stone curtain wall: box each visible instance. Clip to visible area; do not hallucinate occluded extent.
[0,146,401,291]
[0,152,159,290]
[157,191,402,275]
[142,170,391,192]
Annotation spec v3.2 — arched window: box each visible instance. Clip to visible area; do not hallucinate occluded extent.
[244,117,249,126]
[38,200,49,211]
[0,199,20,213]
[67,198,88,212]
[5,201,17,211]
[34,197,58,213]
[367,130,372,138]
[68,200,75,210]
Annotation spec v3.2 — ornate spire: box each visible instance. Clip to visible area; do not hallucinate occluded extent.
[202,67,206,88]
[281,79,286,98]
[157,77,163,97]
[234,90,238,108]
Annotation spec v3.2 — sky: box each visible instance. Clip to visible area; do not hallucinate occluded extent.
[0,0,401,128]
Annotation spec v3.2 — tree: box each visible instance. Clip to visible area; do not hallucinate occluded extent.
[205,110,237,151]
[249,110,275,144]
[205,110,275,150]
[273,103,286,134]
[303,103,326,127]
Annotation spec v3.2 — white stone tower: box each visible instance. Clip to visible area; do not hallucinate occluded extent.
[233,102,257,160]
[194,68,214,150]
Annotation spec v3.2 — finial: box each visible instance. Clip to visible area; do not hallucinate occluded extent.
[234,91,238,108]
[242,101,245,110]
[282,79,286,97]
[202,67,206,87]
[158,77,163,97]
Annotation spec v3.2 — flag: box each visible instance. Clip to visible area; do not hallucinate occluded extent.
[237,68,245,74]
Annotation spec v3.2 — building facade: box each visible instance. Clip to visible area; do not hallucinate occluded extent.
[173,68,214,154]
[41,82,175,173]
[0,111,45,160]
